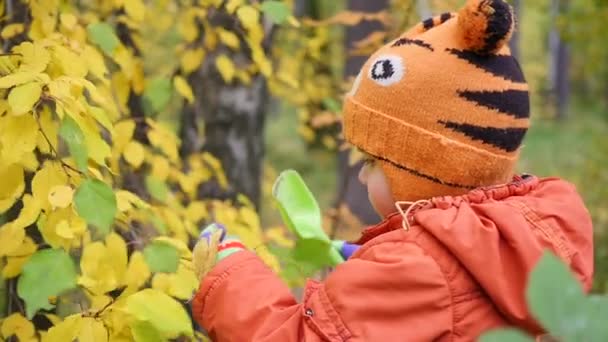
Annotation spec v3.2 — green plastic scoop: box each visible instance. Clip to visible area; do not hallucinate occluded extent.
[272,170,344,267]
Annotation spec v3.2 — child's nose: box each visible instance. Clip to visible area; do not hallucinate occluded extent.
[358,164,369,185]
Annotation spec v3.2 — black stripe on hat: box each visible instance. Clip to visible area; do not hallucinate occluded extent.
[392,38,434,51]
[358,147,476,189]
[447,49,526,83]
[440,12,452,23]
[423,18,435,30]
[458,89,530,119]
[439,121,527,152]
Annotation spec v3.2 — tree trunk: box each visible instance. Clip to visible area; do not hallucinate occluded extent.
[339,0,390,225]
[193,57,268,208]
[548,0,570,120]
[509,0,521,61]
[415,0,432,20]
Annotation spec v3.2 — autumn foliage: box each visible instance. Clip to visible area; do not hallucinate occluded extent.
[0,0,293,340]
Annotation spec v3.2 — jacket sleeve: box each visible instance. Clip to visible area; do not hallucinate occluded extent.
[192,240,452,342]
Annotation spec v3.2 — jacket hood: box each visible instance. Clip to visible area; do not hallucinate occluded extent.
[413,176,594,333]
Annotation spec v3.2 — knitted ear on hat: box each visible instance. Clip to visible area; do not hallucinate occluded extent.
[458,0,515,55]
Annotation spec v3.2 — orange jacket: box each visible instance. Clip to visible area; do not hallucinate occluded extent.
[192,176,594,341]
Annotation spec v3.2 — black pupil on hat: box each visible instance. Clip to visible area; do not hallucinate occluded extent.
[372,60,395,80]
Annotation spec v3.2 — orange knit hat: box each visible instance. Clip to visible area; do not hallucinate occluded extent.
[343,0,530,201]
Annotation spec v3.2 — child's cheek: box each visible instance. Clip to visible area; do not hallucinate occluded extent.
[367,167,395,218]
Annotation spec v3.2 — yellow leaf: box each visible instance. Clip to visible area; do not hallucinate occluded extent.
[7,236,37,258]
[88,105,113,133]
[40,207,86,250]
[13,42,49,74]
[0,114,38,165]
[180,48,205,75]
[225,0,244,13]
[0,223,25,257]
[60,13,77,30]
[0,163,24,212]
[1,313,35,341]
[126,289,193,338]
[1,23,24,39]
[125,251,150,291]
[167,265,198,299]
[251,47,272,77]
[151,156,169,181]
[32,162,68,211]
[123,140,145,169]
[113,119,135,153]
[79,241,119,295]
[84,129,111,167]
[0,71,39,89]
[173,76,194,104]
[111,72,130,111]
[215,55,235,83]
[113,46,136,79]
[82,46,108,82]
[146,120,179,162]
[42,314,81,342]
[185,201,208,223]
[178,9,199,43]
[236,6,260,30]
[78,317,108,342]
[36,107,58,154]
[48,185,74,209]
[106,232,127,283]
[124,0,145,22]
[11,194,41,230]
[2,255,31,278]
[217,28,240,50]
[151,273,171,293]
[116,190,149,212]
[53,45,87,78]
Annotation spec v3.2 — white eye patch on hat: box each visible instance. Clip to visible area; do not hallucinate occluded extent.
[368,55,405,87]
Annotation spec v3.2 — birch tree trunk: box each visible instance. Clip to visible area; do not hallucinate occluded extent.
[181,12,272,208]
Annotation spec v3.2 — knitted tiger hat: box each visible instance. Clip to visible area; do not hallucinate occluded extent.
[343,0,529,201]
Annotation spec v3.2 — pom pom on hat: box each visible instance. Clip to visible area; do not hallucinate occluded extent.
[458,0,515,54]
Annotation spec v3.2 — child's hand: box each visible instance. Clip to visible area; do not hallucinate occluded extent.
[192,223,246,281]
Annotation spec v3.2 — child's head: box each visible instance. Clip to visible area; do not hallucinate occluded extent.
[343,0,530,206]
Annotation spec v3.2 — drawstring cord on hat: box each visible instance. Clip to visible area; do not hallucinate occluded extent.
[395,200,432,231]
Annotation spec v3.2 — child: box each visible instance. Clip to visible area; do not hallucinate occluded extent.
[191,0,594,340]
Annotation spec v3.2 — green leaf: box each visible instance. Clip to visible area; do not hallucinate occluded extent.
[149,213,167,234]
[526,251,587,340]
[126,289,193,338]
[145,176,169,202]
[322,97,342,113]
[261,1,291,24]
[131,320,165,342]
[143,241,179,273]
[142,78,172,116]
[17,249,77,318]
[74,179,117,235]
[479,329,534,342]
[272,170,343,267]
[87,22,120,55]
[586,295,608,341]
[59,115,88,172]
